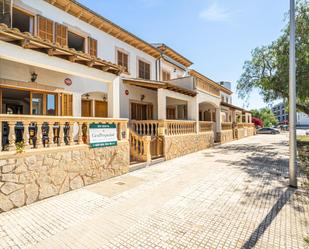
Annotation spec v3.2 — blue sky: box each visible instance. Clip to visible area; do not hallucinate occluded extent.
[79,0,289,110]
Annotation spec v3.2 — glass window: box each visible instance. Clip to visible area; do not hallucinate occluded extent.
[32,93,43,115]
[68,31,85,52]
[12,8,34,34]
[46,94,56,115]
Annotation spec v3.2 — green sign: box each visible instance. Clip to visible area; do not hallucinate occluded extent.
[89,123,117,148]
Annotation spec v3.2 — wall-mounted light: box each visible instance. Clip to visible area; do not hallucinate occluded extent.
[103,96,107,102]
[85,93,90,100]
[141,94,145,101]
[31,72,38,82]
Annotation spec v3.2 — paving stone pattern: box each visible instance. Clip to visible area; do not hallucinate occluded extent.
[0,134,308,249]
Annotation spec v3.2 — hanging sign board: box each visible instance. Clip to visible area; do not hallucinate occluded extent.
[89,123,117,148]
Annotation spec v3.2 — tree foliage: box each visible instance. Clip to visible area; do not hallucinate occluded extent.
[251,108,278,127]
[237,0,309,115]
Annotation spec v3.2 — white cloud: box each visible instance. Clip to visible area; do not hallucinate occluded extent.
[199,3,231,22]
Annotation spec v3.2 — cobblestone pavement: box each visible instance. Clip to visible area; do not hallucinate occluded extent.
[0,134,308,249]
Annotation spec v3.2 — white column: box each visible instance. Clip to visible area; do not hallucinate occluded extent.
[108,76,120,118]
[158,89,166,119]
[73,93,82,117]
[188,97,198,121]
[216,108,222,133]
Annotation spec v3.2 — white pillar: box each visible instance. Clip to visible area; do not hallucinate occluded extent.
[108,76,120,118]
[73,93,82,117]
[216,108,222,133]
[158,88,166,119]
[188,97,198,121]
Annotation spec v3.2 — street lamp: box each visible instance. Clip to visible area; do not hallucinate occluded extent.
[289,0,297,188]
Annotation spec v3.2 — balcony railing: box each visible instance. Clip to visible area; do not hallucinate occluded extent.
[199,121,214,133]
[0,115,128,152]
[130,120,160,137]
[163,120,197,136]
[221,122,233,130]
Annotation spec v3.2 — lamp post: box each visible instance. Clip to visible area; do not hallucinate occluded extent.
[289,0,297,188]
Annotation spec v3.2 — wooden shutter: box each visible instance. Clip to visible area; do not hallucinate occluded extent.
[55,23,67,47]
[147,104,153,120]
[145,63,150,80]
[37,15,54,42]
[139,60,150,80]
[117,51,128,72]
[88,37,97,57]
[0,0,12,27]
[61,94,73,116]
[162,71,170,81]
[138,60,144,78]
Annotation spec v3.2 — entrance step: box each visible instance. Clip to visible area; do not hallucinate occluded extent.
[149,157,165,166]
[129,161,148,172]
[129,157,165,173]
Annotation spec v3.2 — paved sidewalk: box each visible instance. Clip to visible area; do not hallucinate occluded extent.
[0,134,308,249]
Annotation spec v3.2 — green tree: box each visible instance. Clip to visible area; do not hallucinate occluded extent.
[251,108,278,127]
[237,0,309,115]
[251,109,261,119]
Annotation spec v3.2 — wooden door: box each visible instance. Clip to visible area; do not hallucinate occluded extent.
[82,100,92,117]
[95,101,108,117]
[131,103,153,120]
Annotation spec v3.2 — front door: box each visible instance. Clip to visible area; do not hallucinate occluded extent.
[166,107,176,119]
[130,102,153,120]
[95,101,108,117]
[81,100,92,117]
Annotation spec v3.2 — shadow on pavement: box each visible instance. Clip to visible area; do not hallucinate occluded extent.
[241,187,296,249]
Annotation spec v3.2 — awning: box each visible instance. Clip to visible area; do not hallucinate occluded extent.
[221,102,251,113]
[123,78,197,97]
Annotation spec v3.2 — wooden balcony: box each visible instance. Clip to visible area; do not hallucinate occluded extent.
[0,115,128,153]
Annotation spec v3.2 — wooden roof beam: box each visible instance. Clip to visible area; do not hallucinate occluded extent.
[88,16,95,24]
[65,3,71,12]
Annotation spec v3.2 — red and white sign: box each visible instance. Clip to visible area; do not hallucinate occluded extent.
[64,78,72,86]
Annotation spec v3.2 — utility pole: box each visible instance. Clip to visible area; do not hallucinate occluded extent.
[289,0,297,188]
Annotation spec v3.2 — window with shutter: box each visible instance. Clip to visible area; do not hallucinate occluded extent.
[117,50,129,72]
[138,60,151,80]
[0,0,12,27]
[88,37,97,57]
[37,15,54,42]
[55,23,68,47]
[162,70,171,81]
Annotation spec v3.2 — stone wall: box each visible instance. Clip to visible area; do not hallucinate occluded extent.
[219,130,234,144]
[237,128,245,139]
[164,132,214,160]
[0,141,129,213]
[247,127,255,137]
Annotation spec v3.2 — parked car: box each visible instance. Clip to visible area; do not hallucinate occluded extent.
[257,127,280,135]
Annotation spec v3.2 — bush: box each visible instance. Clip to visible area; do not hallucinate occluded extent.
[297,136,309,189]
[305,236,309,246]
